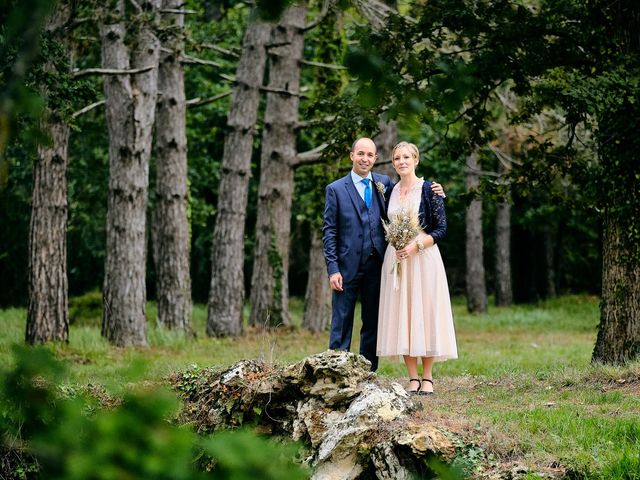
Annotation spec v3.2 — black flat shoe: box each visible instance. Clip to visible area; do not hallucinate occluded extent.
[419,378,434,396]
[407,378,420,395]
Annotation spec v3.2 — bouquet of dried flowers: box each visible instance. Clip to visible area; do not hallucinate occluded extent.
[383,208,420,289]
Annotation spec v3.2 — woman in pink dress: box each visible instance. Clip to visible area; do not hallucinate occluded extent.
[377,142,457,395]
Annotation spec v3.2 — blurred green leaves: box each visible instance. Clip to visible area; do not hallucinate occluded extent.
[201,430,308,480]
[431,59,478,114]
[0,345,308,479]
[0,0,53,188]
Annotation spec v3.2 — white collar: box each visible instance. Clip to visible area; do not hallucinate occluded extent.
[350,170,373,184]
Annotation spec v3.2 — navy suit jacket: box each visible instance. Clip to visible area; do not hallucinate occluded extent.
[323,172,393,283]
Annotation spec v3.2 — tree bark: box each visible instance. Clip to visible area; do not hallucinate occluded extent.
[153,0,191,332]
[302,229,331,332]
[592,213,640,363]
[300,9,345,333]
[543,227,557,298]
[249,5,307,328]
[27,116,70,344]
[590,0,640,364]
[100,0,160,347]
[494,198,512,306]
[465,150,487,314]
[373,119,399,182]
[494,161,512,307]
[206,17,272,337]
[26,3,73,344]
[591,69,640,363]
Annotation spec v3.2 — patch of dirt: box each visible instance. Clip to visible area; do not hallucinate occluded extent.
[54,349,92,365]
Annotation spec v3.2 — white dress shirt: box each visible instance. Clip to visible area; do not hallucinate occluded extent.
[350,170,373,203]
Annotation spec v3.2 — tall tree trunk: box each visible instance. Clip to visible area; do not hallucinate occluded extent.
[494,161,512,307]
[26,4,73,344]
[592,73,640,363]
[373,119,399,182]
[465,150,487,313]
[300,9,346,332]
[100,0,160,347]
[593,213,640,363]
[543,227,556,298]
[494,198,512,306]
[27,116,70,344]
[153,0,191,332]
[249,5,307,328]
[206,17,271,337]
[302,229,330,332]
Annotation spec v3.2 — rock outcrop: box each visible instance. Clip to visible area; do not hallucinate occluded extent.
[170,350,457,479]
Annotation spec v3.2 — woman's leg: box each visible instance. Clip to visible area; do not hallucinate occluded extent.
[420,357,435,393]
[403,355,420,392]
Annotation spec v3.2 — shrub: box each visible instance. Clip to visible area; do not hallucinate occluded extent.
[68,290,102,327]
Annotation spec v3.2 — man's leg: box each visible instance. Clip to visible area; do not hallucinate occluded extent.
[359,254,382,371]
[329,280,358,351]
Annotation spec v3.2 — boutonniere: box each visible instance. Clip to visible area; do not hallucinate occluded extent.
[375,181,386,195]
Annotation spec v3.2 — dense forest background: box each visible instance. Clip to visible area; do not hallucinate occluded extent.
[2,0,637,363]
[0,0,601,308]
[2,2,638,477]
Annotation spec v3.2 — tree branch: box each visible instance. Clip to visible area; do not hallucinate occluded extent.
[260,85,301,97]
[464,151,501,177]
[128,0,142,14]
[296,115,336,129]
[304,0,333,31]
[292,143,329,166]
[67,17,92,29]
[71,100,105,118]
[300,59,345,70]
[199,43,240,58]
[354,0,416,29]
[186,90,232,108]
[266,41,292,51]
[180,55,222,68]
[488,143,521,168]
[71,65,155,78]
[160,9,197,14]
[444,79,507,129]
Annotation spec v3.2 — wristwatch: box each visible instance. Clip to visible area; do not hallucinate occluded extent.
[415,239,425,253]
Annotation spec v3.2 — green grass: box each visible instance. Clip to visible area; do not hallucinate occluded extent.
[2,294,639,479]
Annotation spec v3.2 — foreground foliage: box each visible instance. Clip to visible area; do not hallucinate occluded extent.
[0,295,639,478]
[0,345,307,479]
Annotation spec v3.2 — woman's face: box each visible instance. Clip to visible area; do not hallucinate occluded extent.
[392,147,418,176]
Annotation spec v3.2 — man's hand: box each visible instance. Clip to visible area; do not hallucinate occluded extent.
[431,181,445,197]
[329,272,343,291]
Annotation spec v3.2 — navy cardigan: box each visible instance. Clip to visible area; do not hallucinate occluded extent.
[417,180,447,244]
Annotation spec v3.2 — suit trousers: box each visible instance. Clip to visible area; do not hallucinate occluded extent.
[329,251,382,371]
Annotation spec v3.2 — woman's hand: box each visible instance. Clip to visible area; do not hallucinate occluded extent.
[395,242,418,261]
[396,235,434,260]
[431,182,445,197]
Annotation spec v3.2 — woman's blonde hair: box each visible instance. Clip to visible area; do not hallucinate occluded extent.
[391,141,420,162]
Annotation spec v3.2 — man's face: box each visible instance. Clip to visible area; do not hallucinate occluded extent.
[350,139,377,177]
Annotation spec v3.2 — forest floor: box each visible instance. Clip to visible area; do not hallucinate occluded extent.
[1,294,639,479]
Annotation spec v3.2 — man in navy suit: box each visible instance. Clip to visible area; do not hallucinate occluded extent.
[322,137,443,371]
